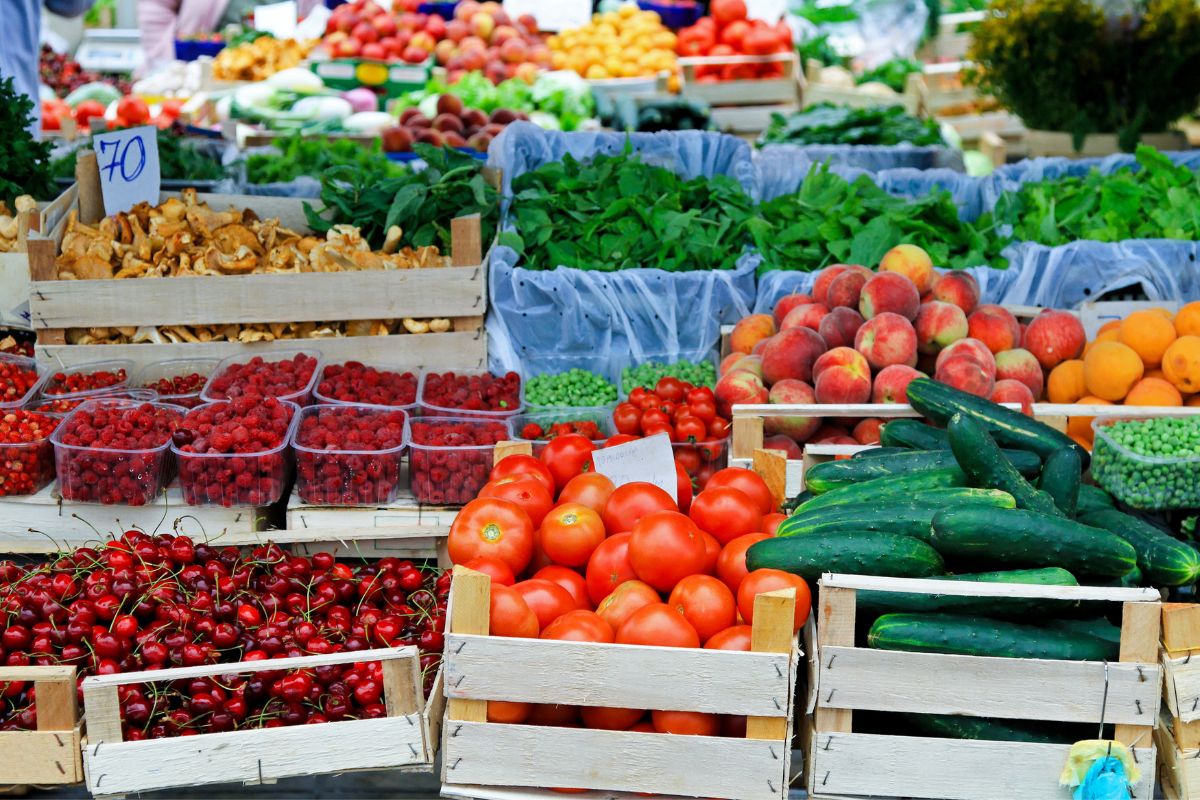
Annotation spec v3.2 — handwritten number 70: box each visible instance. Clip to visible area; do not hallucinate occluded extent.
[97,136,147,183]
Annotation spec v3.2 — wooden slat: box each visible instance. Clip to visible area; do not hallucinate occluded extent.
[732,414,764,460]
[81,683,122,744]
[751,449,787,512]
[0,666,75,683]
[424,667,446,763]
[1157,719,1200,800]
[746,589,796,740]
[822,573,1161,602]
[814,586,854,735]
[34,672,78,731]
[448,566,491,724]
[382,656,422,719]
[493,441,533,465]
[1164,604,1200,654]
[444,634,790,715]
[75,151,102,224]
[1117,601,1164,746]
[818,646,1158,724]
[0,728,84,784]
[451,215,484,267]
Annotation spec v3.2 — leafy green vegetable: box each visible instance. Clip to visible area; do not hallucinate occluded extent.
[246,135,401,184]
[51,127,229,182]
[758,103,944,147]
[856,58,923,94]
[304,144,499,252]
[396,71,595,132]
[501,146,755,272]
[0,76,54,204]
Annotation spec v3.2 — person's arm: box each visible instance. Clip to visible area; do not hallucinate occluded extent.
[137,0,183,73]
[43,0,93,18]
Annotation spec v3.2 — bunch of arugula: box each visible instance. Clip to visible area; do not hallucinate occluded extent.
[499,149,755,272]
[758,103,944,147]
[247,134,401,185]
[0,76,54,204]
[304,144,498,252]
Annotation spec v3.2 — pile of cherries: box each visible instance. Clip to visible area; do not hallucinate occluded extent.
[141,371,209,408]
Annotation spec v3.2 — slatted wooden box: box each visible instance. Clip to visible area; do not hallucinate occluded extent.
[80,646,443,797]
[441,566,800,800]
[0,666,84,786]
[806,574,1162,800]
[1157,603,1200,799]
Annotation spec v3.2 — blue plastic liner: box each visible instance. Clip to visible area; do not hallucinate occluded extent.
[756,142,964,177]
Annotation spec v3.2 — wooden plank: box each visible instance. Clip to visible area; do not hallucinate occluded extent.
[746,589,796,740]
[1117,601,1163,746]
[732,414,764,460]
[424,667,446,762]
[493,440,533,465]
[1163,653,1200,722]
[0,727,84,784]
[382,656,422,719]
[0,666,75,683]
[442,722,788,800]
[814,586,854,735]
[1156,719,1199,800]
[444,634,790,715]
[34,672,78,731]
[81,683,122,744]
[1165,604,1200,654]
[751,449,787,512]
[808,732,1155,800]
[822,573,1161,602]
[451,215,484,267]
[75,151,102,224]
[1176,716,1200,750]
[442,787,716,800]
[818,646,1158,725]
[448,566,491,724]
[729,456,804,499]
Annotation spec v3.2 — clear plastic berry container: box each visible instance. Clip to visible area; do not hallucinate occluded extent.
[418,369,524,419]
[510,408,614,455]
[25,389,157,419]
[38,359,135,400]
[617,350,721,398]
[50,398,185,506]
[171,398,301,508]
[292,404,409,506]
[520,353,620,412]
[0,408,62,497]
[407,416,511,505]
[0,353,48,410]
[673,437,729,492]
[200,349,324,406]
[313,360,421,410]
[1091,416,1200,510]
[134,358,220,409]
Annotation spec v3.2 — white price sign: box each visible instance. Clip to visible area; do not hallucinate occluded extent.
[591,433,677,504]
[92,125,160,216]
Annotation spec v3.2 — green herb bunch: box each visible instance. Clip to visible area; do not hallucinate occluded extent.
[855,59,924,94]
[247,135,401,185]
[0,76,54,204]
[758,103,944,147]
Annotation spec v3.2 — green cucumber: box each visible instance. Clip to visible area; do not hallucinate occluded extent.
[845,447,910,459]
[868,613,1118,660]
[783,490,815,514]
[805,448,1041,493]
[779,490,1015,540]
[880,419,950,450]
[948,414,1063,517]
[1039,448,1081,517]
[856,568,1079,619]
[907,377,1088,466]
[745,533,944,582]
[1078,508,1200,587]
[1076,484,1115,515]
[930,507,1138,578]
[899,713,1080,744]
[797,470,968,511]
[1042,618,1122,650]
[1099,565,1143,588]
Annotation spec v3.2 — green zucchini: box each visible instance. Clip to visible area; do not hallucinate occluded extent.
[899,713,1080,744]
[745,533,944,582]
[930,507,1138,578]
[880,419,950,450]
[856,567,1079,619]
[1042,618,1122,650]
[1076,484,1115,515]
[797,470,968,511]
[779,490,1015,540]
[805,448,1041,493]
[907,377,1088,466]
[868,613,1118,660]
[1039,448,1082,517]
[947,414,1063,517]
[1078,508,1200,587]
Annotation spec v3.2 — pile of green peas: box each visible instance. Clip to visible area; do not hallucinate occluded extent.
[1091,416,1200,510]
[525,368,618,408]
[621,359,717,393]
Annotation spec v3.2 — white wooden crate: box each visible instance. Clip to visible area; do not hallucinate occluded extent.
[0,666,83,786]
[441,566,800,800]
[806,574,1161,800]
[679,53,801,107]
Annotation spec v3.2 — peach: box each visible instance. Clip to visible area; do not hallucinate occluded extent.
[760,327,827,386]
[814,434,858,445]
[763,434,804,460]
[714,368,768,417]
[813,346,865,382]
[854,312,918,370]
[781,303,830,332]
[1023,310,1086,370]
[936,355,996,398]
[810,423,849,442]
[871,364,926,403]
[853,418,884,445]
[730,355,763,381]
[772,293,815,328]
[967,305,1021,353]
[818,306,865,349]
[763,379,820,443]
[813,265,862,306]
[932,270,980,315]
[994,348,1045,399]
[936,337,996,376]
[751,339,769,356]
[991,379,1035,414]
[813,348,872,404]
[826,268,872,309]
[730,314,776,354]
[720,352,748,376]
[879,244,935,293]
[914,301,968,354]
[859,272,921,321]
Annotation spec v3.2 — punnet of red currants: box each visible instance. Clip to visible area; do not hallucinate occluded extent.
[294,404,408,506]
[0,531,448,737]
[41,366,129,397]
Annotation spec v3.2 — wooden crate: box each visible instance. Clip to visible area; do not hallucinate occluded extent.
[1158,603,1200,800]
[0,666,84,786]
[441,566,800,799]
[917,11,986,61]
[910,62,1027,155]
[801,60,918,115]
[81,646,442,797]
[1,185,77,331]
[1026,129,1189,159]
[806,574,1162,800]
[679,53,801,108]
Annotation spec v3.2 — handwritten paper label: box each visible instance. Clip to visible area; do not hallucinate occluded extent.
[255,1,299,38]
[92,125,160,216]
[503,0,592,32]
[591,433,677,503]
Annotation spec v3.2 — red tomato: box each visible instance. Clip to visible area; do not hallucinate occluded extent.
[604,434,640,448]
[116,96,150,126]
[628,511,707,592]
[676,460,694,513]
[689,486,764,545]
[705,467,776,515]
[762,513,786,536]
[616,603,700,648]
[488,700,532,723]
[513,579,578,630]
[722,62,758,80]
[677,25,716,56]
[675,446,702,475]
[491,454,555,496]
[540,434,597,491]
[528,703,580,726]
[612,403,642,435]
[738,569,812,631]
[541,609,614,642]
[596,580,659,631]
[73,100,106,126]
[708,418,730,439]
[652,709,718,735]
[711,0,747,25]
[534,565,590,609]
[449,498,534,574]
[540,503,606,568]
[705,624,752,651]
[719,19,751,49]
[743,27,780,55]
[654,376,686,403]
[490,584,540,637]
[479,475,554,528]
[558,472,615,515]
[601,482,677,533]
[463,555,516,586]
[585,532,637,605]
[675,416,708,444]
[580,706,644,730]
[698,528,720,574]
[716,533,771,593]
[668,575,736,643]
[689,398,717,424]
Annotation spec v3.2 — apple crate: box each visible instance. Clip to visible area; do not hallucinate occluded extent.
[1156,604,1200,799]
[0,666,84,786]
[805,574,1162,800]
[441,566,800,800]
[80,646,443,798]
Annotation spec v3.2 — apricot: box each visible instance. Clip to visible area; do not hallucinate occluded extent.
[1082,341,1144,401]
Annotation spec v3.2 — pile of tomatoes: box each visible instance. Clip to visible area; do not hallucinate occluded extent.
[611,377,729,489]
[447,452,812,737]
[676,0,793,81]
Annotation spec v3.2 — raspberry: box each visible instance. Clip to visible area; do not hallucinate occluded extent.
[419,371,521,416]
[294,405,408,506]
[203,354,319,404]
[315,362,418,407]
[408,418,507,505]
